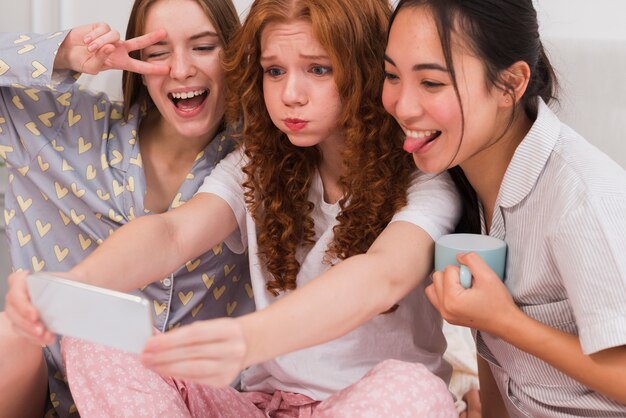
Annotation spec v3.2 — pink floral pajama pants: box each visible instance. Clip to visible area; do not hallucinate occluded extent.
[61,338,457,417]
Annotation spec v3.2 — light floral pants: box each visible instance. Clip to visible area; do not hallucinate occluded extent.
[62,338,457,417]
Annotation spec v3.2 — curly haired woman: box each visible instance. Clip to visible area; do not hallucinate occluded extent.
[6,0,462,415]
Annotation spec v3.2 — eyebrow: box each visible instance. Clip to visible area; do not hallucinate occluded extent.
[260,53,330,63]
[384,54,448,72]
[151,30,219,46]
[190,31,219,41]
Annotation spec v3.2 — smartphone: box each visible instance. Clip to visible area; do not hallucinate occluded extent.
[27,273,153,353]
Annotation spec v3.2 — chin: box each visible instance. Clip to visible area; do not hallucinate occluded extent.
[285,135,319,148]
[412,155,447,174]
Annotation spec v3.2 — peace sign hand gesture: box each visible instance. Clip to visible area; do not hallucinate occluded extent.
[54,22,169,76]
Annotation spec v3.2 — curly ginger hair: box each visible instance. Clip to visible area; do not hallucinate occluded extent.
[223,0,414,295]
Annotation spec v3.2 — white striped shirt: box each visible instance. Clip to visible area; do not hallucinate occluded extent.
[476,100,626,417]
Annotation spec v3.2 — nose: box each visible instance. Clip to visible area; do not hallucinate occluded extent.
[281,73,308,106]
[169,51,196,81]
[385,82,424,124]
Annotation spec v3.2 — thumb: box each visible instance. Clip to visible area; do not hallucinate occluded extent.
[456,252,501,285]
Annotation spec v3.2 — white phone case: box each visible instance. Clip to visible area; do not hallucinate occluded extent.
[27,273,153,353]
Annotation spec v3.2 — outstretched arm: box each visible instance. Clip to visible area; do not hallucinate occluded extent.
[5,193,237,345]
[426,253,626,405]
[140,221,436,386]
[53,22,169,75]
[69,193,236,290]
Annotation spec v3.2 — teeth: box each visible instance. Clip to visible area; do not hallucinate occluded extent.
[406,129,438,138]
[171,89,206,99]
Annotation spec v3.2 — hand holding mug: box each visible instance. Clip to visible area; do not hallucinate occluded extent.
[427,251,520,335]
[434,233,507,288]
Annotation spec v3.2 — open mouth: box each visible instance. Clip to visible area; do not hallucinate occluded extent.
[425,131,441,145]
[168,89,208,112]
[403,129,442,153]
[409,129,441,143]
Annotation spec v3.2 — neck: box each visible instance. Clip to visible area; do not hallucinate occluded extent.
[140,111,217,162]
[137,110,221,213]
[316,136,347,204]
[461,111,533,230]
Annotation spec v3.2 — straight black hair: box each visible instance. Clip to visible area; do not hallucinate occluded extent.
[389,0,558,233]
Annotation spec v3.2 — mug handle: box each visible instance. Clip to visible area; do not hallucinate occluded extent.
[459,264,472,289]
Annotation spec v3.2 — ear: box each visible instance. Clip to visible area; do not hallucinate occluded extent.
[498,60,531,108]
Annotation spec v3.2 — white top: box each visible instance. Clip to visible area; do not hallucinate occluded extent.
[198,149,461,400]
[476,101,626,417]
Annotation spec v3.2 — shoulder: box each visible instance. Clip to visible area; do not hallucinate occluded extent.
[548,124,626,202]
[393,170,461,240]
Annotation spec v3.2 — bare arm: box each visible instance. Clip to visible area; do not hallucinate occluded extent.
[69,193,237,291]
[142,219,436,386]
[239,221,434,366]
[427,253,626,405]
[502,308,626,405]
[5,193,237,344]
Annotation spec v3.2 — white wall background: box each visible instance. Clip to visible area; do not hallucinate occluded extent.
[536,0,626,40]
[2,0,625,94]
[1,1,626,305]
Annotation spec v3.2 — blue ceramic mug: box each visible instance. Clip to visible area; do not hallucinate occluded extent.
[434,233,507,288]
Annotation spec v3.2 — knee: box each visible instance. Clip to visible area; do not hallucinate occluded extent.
[369,358,435,381]
[366,359,453,399]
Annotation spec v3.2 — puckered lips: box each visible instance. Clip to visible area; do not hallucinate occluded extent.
[168,89,208,117]
[403,129,442,153]
[284,118,308,132]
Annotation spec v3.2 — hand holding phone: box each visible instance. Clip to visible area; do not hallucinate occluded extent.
[27,273,153,353]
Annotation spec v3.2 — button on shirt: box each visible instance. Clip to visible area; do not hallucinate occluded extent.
[0,31,254,418]
[476,101,626,417]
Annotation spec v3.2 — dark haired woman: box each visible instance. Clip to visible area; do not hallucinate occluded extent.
[383,1,626,416]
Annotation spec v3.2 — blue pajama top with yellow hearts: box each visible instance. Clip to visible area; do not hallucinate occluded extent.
[0,31,254,417]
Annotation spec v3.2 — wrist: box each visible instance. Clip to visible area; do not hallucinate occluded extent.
[490,305,529,342]
[53,33,73,72]
[236,312,265,369]
[66,265,88,283]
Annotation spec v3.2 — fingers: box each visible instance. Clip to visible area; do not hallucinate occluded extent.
[140,319,245,387]
[124,29,168,52]
[424,282,439,310]
[83,23,120,53]
[83,22,111,44]
[6,272,37,322]
[125,59,170,76]
[118,29,170,75]
[426,268,461,313]
[4,272,55,345]
[426,266,470,324]
[81,45,116,74]
[425,271,444,311]
[144,319,238,351]
[463,388,482,418]
[457,252,500,285]
[142,338,242,367]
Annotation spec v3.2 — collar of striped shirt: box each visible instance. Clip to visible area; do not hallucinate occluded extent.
[498,100,561,209]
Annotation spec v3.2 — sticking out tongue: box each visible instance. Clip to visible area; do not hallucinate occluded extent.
[403,131,441,153]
